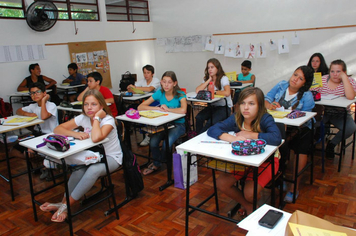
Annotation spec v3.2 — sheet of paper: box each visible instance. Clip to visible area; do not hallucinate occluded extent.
[276,106,285,111]
[321,94,340,100]
[237,204,291,236]
[289,222,347,236]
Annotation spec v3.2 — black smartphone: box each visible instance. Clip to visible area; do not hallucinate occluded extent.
[258,209,283,229]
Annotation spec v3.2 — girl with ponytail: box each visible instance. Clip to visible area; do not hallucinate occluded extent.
[264,65,315,203]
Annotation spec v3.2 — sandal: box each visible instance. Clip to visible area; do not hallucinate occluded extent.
[142,163,160,176]
[51,204,67,223]
[39,202,63,212]
[237,208,246,216]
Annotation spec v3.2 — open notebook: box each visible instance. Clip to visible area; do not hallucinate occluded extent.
[3,116,38,126]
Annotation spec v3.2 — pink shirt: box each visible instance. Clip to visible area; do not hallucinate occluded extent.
[311,74,356,96]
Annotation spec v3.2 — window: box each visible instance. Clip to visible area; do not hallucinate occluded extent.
[53,0,99,21]
[105,0,149,22]
[0,0,26,19]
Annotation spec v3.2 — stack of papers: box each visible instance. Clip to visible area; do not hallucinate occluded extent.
[139,110,167,118]
[267,110,290,118]
[3,116,38,126]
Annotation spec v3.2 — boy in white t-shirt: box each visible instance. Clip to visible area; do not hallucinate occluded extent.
[11,82,58,178]
[127,65,160,146]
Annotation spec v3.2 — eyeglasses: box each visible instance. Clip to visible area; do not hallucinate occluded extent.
[29,90,43,96]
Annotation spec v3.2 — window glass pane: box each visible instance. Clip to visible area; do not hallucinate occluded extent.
[58,12,69,19]
[0,0,24,18]
[130,15,148,21]
[71,12,98,20]
[0,8,24,18]
[129,1,147,8]
[52,0,99,21]
[0,0,22,6]
[70,4,97,12]
[106,6,126,14]
[107,14,128,21]
[71,0,97,4]
[106,0,149,22]
[105,0,126,7]
[55,3,68,11]
[130,8,147,14]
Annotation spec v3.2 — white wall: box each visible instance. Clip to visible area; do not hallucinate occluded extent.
[150,0,356,93]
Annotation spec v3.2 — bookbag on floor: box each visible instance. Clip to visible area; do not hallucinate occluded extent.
[0,98,13,118]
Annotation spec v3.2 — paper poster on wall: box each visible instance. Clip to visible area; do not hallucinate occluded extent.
[278,38,289,54]
[256,43,267,58]
[156,38,166,46]
[245,44,255,59]
[214,40,224,54]
[291,32,300,45]
[68,41,112,88]
[269,39,277,51]
[224,42,235,57]
[165,37,174,53]
[233,43,243,58]
[0,44,46,63]
[205,36,214,51]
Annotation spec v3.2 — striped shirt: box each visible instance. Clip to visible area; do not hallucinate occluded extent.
[311,74,356,96]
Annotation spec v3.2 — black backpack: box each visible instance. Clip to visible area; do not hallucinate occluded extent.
[119,71,137,91]
[121,140,144,197]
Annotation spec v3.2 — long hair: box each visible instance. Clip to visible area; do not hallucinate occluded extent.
[307,53,328,75]
[235,87,266,133]
[82,89,112,117]
[204,58,226,90]
[291,65,314,110]
[160,71,183,98]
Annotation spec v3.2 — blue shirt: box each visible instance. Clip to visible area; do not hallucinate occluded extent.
[207,113,282,146]
[151,89,186,124]
[66,73,86,86]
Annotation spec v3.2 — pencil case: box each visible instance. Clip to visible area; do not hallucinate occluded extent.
[286,110,306,119]
[231,139,266,156]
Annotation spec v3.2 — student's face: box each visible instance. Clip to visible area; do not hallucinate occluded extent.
[87,77,100,89]
[207,63,218,77]
[240,94,258,121]
[83,95,103,118]
[30,87,45,102]
[311,56,321,71]
[241,66,251,76]
[329,65,344,83]
[289,69,306,91]
[161,76,176,93]
[68,68,76,76]
[31,65,41,76]
[143,68,153,81]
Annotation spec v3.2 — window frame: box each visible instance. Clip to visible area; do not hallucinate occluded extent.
[0,0,26,20]
[52,0,100,21]
[105,0,150,22]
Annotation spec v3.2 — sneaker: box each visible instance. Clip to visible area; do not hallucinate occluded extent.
[325,143,336,160]
[139,134,150,146]
[284,191,299,203]
[40,169,49,180]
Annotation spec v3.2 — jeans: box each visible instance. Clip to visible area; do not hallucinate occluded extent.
[323,113,356,145]
[150,123,186,167]
[196,106,231,134]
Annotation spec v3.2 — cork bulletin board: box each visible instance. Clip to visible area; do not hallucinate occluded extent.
[68,41,112,88]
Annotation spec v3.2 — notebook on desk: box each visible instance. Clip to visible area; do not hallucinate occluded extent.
[2,116,38,126]
[321,94,340,100]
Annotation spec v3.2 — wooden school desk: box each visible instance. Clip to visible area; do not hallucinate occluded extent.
[315,96,356,172]
[0,116,44,201]
[20,134,118,236]
[176,131,281,235]
[116,111,185,191]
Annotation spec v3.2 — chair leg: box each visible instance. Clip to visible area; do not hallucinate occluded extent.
[293,153,299,204]
[211,169,219,211]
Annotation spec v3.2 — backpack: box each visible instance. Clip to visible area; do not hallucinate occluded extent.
[0,98,13,118]
[121,140,144,197]
[119,71,136,92]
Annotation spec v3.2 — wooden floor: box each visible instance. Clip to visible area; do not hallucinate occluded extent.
[1,133,356,236]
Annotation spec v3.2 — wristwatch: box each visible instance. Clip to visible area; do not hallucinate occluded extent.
[94,117,102,122]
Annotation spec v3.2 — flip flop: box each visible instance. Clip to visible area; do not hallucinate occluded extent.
[142,163,160,176]
[51,204,67,223]
[237,208,246,216]
[39,202,63,212]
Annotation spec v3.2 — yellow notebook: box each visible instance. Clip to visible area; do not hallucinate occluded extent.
[310,72,322,89]
[3,116,38,126]
[61,83,70,86]
[225,71,237,82]
[267,110,290,118]
[214,95,225,98]
[207,160,245,172]
[139,110,167,119]
[131,87,145,94]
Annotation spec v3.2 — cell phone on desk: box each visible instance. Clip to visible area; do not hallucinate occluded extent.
[258,209,283,229]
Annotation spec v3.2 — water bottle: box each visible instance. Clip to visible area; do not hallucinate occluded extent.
[208,82,214,99]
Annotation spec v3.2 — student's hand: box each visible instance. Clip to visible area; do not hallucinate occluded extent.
[74,132,90,140]
[340,71,348,82]
[94,109,106,119]
[268,101,281,110]
[127,84,135,90]
[207,77,213,83]
[159,104,169,112]
[233,132,247,141]
[27,113,38,117]
[42,94,50,103]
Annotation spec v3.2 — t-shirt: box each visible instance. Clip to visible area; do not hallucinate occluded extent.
[25,75,45,88]
[151,89,186,123]
[135,77,160,92]
[99,86,118,117]
[65,73,86,86]
[74,114,122,164]
[311,74,356,97]
[237,73,253,81]
[22,101,58,134]
[202,76,233,107]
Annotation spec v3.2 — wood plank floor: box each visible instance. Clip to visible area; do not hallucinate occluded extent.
[1,134,356,235]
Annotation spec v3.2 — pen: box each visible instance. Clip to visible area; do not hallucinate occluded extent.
[201,141,229,144]
[63,75,67,79]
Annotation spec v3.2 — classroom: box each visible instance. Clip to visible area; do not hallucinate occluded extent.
[1,0,356,235]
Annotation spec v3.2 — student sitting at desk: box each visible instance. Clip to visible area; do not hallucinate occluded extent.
[10,82,59,178]
[195,58,232,134]
[311,59,356,159]
[77,72,118,117]
[138,71,187,175]
[265,65,314,203]
[207,87,282,216]
[62,63,87,102]
[39,89,122,223]
[127,64,160,146]
[233,60,256,105]
[17,63,61,105]
[307,53,329,75]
